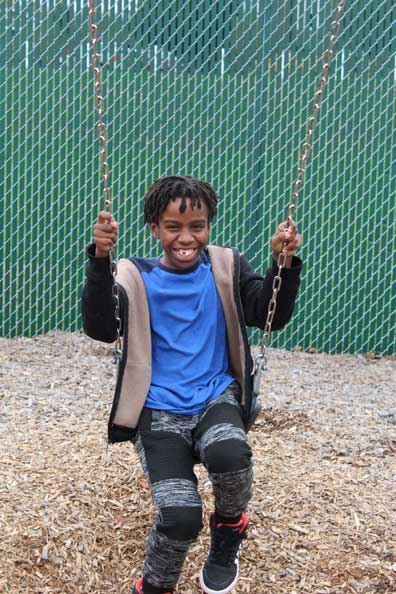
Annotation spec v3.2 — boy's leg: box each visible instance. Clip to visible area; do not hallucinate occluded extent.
[133,408,203,593]
[194,382,253,593]
[195,382,253,518]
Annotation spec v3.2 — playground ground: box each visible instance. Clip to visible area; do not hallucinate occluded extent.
[1,332,395,593]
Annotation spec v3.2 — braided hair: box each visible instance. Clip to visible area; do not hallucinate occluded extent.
[143,175,218,224]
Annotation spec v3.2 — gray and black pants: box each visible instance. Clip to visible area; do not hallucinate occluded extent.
[132,381,253,592]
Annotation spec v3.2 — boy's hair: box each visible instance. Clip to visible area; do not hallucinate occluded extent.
[143,175,218,224]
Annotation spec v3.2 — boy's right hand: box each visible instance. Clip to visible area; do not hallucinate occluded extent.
[93,211,119,258]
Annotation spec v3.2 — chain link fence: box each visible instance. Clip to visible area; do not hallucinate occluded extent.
[1,1,395,353]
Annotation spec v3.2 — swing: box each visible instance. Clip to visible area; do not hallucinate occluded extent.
[87,1,347,399]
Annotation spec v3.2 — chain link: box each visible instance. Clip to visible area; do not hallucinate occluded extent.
[253,1,347,394]
[88,0,122,363]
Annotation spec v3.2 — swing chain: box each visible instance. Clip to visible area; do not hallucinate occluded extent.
[253,0,347,394]
[88,0,122,364]
[88,0,111,211]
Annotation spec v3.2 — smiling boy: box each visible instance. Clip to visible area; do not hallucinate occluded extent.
[82,175,302,594]
[150,191,210,269]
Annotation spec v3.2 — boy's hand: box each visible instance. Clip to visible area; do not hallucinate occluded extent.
[272,221,301,268]
[93,211,119,258]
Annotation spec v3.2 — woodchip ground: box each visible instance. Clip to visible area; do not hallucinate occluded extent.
[1,332,395,594]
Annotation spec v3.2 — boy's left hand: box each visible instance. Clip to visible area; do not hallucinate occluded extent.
[272,221,301,268]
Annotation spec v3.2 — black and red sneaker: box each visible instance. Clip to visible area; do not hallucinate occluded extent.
[199,513,248,594]
[132,578,172,594]
[132,579,145,594]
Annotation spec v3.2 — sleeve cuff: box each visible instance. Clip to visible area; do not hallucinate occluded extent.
[271,255,303,280]
[86,243,113,277]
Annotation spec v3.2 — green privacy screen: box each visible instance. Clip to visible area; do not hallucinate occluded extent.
[1,1,395,354]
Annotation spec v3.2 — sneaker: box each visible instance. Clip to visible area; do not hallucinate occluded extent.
[132,578,172,594]
[199,513,248,594]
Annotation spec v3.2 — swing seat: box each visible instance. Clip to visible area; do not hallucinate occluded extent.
[244,391,262,432]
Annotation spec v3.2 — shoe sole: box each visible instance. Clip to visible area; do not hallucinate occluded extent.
[198,562,239,594]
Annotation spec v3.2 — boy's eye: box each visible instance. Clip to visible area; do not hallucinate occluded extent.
[165,224,205,232]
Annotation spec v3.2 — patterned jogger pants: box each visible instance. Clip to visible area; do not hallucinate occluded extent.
[132,381,253,591]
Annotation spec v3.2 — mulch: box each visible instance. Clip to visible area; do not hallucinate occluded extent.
[1,332,395,593]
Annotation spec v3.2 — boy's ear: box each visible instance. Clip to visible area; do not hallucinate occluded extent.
[150,223,159,238]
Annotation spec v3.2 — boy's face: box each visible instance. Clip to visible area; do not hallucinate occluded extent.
[150,197,211,270]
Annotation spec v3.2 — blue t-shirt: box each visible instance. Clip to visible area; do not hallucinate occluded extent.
[132,253,234,414]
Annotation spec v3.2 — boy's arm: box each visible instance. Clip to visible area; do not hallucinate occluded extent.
[81,244,121,342]
[239,253,302,331]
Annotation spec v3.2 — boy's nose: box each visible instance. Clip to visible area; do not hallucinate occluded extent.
[179,228,193,243]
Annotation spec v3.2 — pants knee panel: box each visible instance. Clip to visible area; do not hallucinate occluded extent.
[205,439,252,474]
[158,506,203,541]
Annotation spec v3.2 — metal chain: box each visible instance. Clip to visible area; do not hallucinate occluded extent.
[253,0,347,396]
[88,0,122,363]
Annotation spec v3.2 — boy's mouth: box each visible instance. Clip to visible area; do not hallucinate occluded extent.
[174,248,196,257]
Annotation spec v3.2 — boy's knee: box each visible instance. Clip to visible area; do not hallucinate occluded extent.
[205,439,252,474]
[158,506,203,541]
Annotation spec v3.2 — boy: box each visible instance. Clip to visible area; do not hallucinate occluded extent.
[82,175,302,594]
